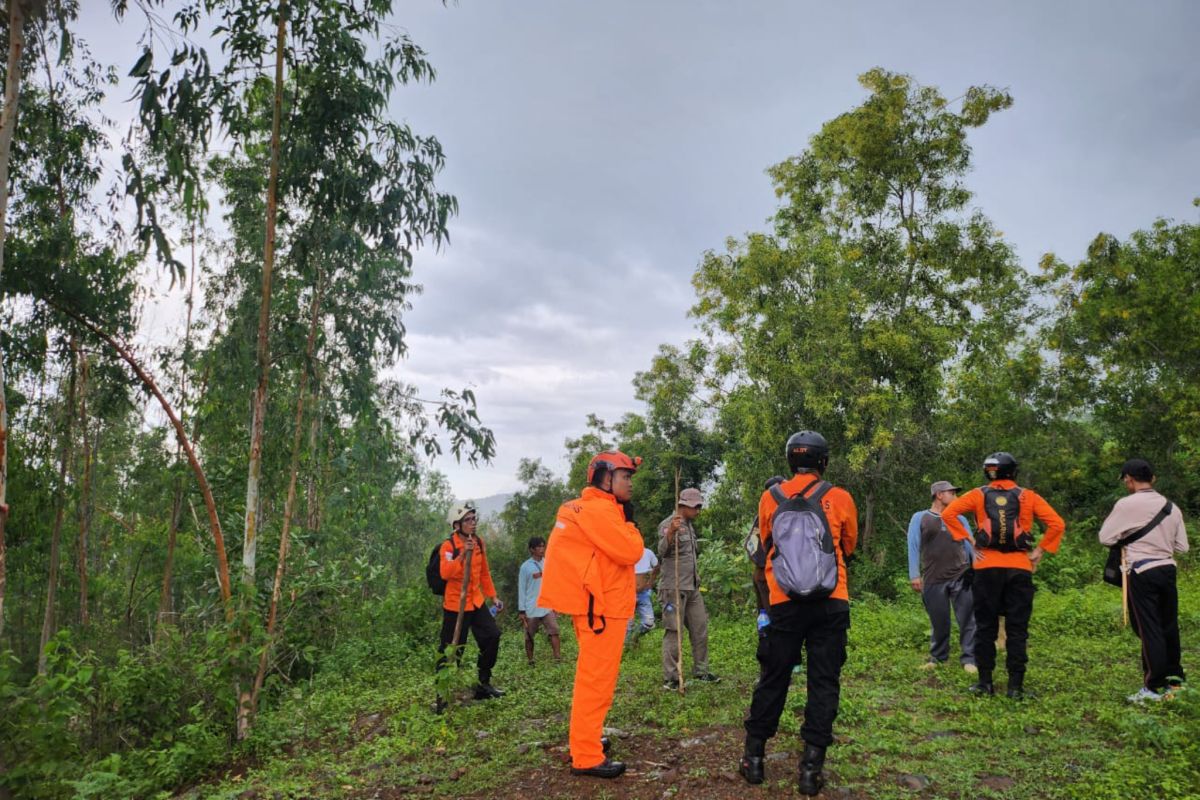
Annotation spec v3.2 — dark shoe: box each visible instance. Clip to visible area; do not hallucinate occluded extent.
[797,743,826,796]
[662,678,680,691]
[434,697,447,715]
[1006,686,1033,701]
[692,672,722,683]
[738,755,765,785]
[967,681,995,696]
[474,683,505,700]
[571,758,626,779]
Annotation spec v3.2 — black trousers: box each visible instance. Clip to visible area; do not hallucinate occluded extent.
[744,598,849,749]
[1128,565,1185,692]
[437,607,501,685]
[972,567,1034,683]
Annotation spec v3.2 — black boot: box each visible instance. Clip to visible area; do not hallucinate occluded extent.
[474,683,505,700]
[570,758,626,779]
[798,743,826,796]
[738,736,765,785]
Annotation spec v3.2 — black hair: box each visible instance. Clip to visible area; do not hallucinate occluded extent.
[527,536,546,550]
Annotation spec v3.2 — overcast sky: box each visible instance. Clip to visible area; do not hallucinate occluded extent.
[82,1,1200,501]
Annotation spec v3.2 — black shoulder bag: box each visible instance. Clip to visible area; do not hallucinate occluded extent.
[1102,501,1173,587]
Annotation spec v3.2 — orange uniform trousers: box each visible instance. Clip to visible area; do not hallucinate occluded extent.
[569,614,629,769]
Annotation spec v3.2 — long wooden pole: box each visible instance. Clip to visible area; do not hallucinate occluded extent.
[673,465,684,695]
[1121,549,1129,628]
[450,535,474,653]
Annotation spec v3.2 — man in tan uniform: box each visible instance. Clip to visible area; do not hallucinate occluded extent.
[658,487,719,688]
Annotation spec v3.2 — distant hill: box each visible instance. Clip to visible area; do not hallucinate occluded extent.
[466,492,512,521]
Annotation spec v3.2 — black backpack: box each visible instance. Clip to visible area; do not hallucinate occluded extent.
[977,486,1030,552]
[425,538,459,595]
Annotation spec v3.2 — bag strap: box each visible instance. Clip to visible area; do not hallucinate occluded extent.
[764,479,832,555]
[1115,501,1173,549]
[586,594,606,634]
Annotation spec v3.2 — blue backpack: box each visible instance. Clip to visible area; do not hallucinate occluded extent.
[766,480,839,601]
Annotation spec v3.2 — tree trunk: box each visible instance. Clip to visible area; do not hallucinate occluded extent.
[158,223,200,633]
[242,1,288,590]
[0,0,33,653]
[53,304,233,618]
[250,277,322,719]
[238,0,288,740]
[38,342,79,675]
[76,355,93,626]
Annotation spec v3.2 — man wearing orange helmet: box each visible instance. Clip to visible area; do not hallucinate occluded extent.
[538,450,645,779]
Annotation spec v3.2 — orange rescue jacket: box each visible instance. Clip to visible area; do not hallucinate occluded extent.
[941,480,1065,571]
[439,532,497,612]
[537,487,644,627]
[758,473,858,604]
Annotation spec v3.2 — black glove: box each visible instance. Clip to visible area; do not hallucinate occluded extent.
[620,500,637,523]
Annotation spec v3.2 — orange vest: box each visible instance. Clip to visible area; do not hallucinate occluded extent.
[439,533,497,612]
[942,480,1065,571]
[537,487,644,625]
[757,473,859,604]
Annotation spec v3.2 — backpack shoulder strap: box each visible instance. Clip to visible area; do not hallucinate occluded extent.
[805,480,833,504]
[1117,501,1174,549]
[769,484,790,506]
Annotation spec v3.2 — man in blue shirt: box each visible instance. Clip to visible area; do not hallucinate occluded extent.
[518,536,560,664]
[907,481,977,673]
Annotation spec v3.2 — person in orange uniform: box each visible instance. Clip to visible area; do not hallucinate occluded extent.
[436,503,504,712]
[941,452,1065,699]
[538,450,644,779]
[740,431,857,797]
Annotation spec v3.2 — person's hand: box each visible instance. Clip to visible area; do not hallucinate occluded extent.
[1028,546,1045,572]
[493,597,504,613]
[910,578,922,592]
[463,536,476,552]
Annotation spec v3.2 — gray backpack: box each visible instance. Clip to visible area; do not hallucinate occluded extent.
[766,480,839,601]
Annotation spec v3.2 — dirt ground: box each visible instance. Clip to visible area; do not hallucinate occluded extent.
[364,725,865,800]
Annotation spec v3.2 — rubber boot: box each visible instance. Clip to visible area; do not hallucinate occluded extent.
[738,736,765,785]
[798,743,826,796]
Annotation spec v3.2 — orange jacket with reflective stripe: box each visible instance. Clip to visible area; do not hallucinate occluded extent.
[757,473,859,604]
[537,487,644,621]
[941,480,1065,571]
[439,532,497,612]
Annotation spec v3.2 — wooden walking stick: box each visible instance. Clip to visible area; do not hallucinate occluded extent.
[673,465,685,695]
[451,535,475,658]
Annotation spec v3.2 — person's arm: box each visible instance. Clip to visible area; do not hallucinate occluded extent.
[906,513,922,585]
[479,550,499,602]
[518,563,530,613]
[838,490,859,558]
[1166,513,1185,556]
[1030,491,1066,554]
[942,491,978,543]
[959,516,977,562]
[657,518,676,560]
[581,506,644,566]
[1097,497,1131,546]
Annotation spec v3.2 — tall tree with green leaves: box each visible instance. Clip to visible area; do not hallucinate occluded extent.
[692,69,1025,553]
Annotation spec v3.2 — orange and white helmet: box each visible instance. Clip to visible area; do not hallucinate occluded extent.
[447,502,477,527]
[586,450,642,484]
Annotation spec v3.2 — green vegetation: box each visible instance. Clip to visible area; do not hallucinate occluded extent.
[125,569,1198,799]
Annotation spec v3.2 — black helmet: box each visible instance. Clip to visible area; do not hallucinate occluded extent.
[983,452,1018,481]
[786,431,829,473]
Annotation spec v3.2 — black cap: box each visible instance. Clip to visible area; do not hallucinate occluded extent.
[1120,459,1154,482]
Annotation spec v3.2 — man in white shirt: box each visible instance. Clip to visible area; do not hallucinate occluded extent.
[518,537,560,664]
[1098,459,1189,702]
[627,546,659,643]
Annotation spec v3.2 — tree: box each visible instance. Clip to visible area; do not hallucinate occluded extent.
[692,69,1025,563]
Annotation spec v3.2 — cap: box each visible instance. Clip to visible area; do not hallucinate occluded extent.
[678,487,704,507]
[930,480,960,497]
[1120,459,1154,482]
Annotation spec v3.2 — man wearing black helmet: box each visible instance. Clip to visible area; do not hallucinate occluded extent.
[942,452,1065,700]
[739,431,858,797]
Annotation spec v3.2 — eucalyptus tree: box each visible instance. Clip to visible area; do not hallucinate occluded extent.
[692,69,1027,552]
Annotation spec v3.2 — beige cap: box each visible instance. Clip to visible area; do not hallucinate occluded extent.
[929,480,960,497]
[678,487,704,507]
